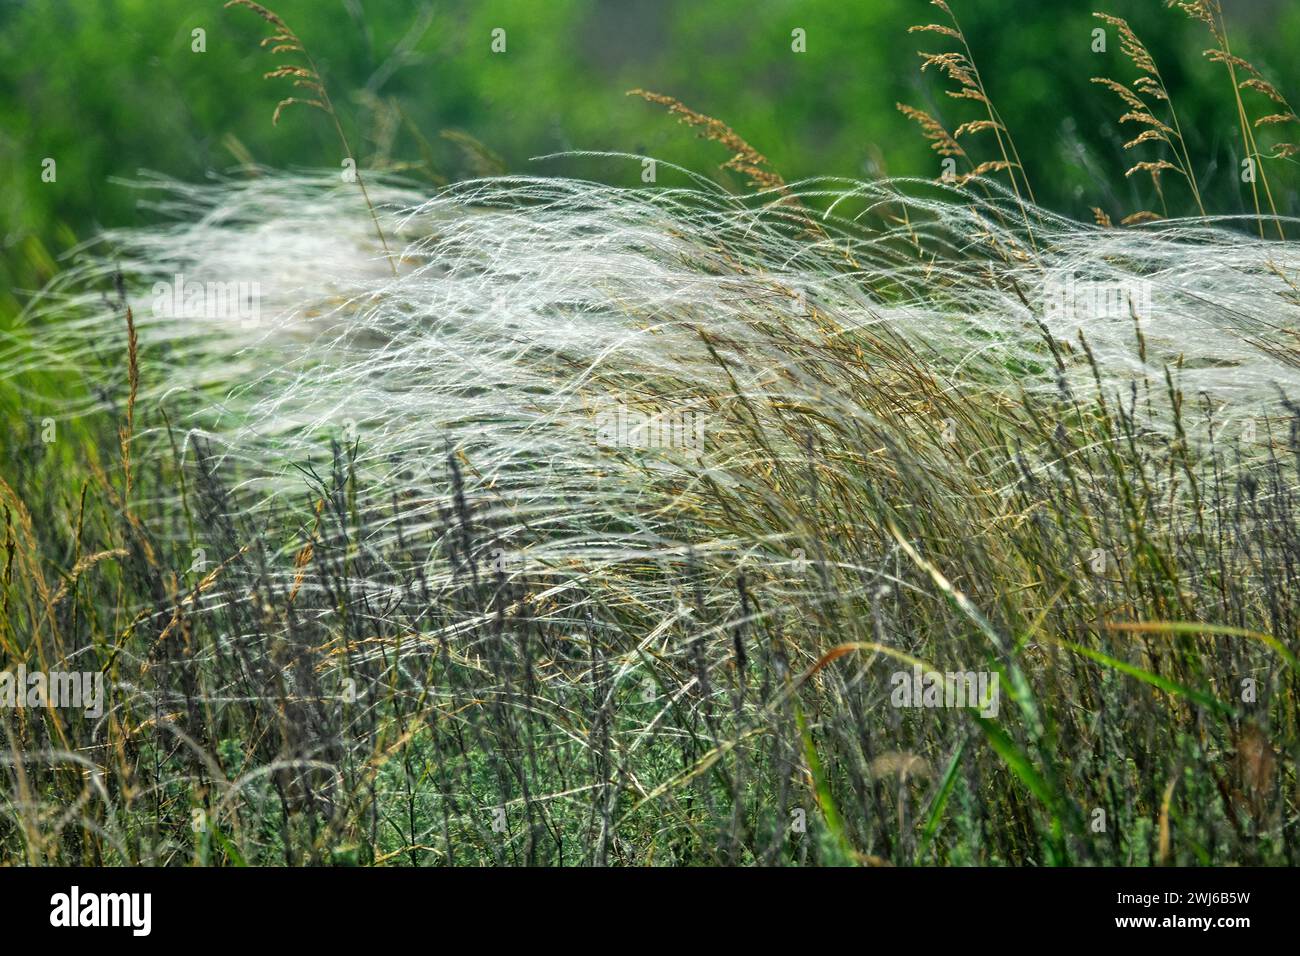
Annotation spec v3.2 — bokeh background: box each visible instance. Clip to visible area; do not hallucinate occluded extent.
[3,0,1299,314]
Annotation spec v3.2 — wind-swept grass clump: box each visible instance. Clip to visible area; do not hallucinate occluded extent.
[3,163,1298,865]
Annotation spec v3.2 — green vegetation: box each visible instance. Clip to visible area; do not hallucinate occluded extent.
[1,0,1299,866]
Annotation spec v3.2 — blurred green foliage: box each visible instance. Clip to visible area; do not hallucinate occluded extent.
[3,0,1300,313]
